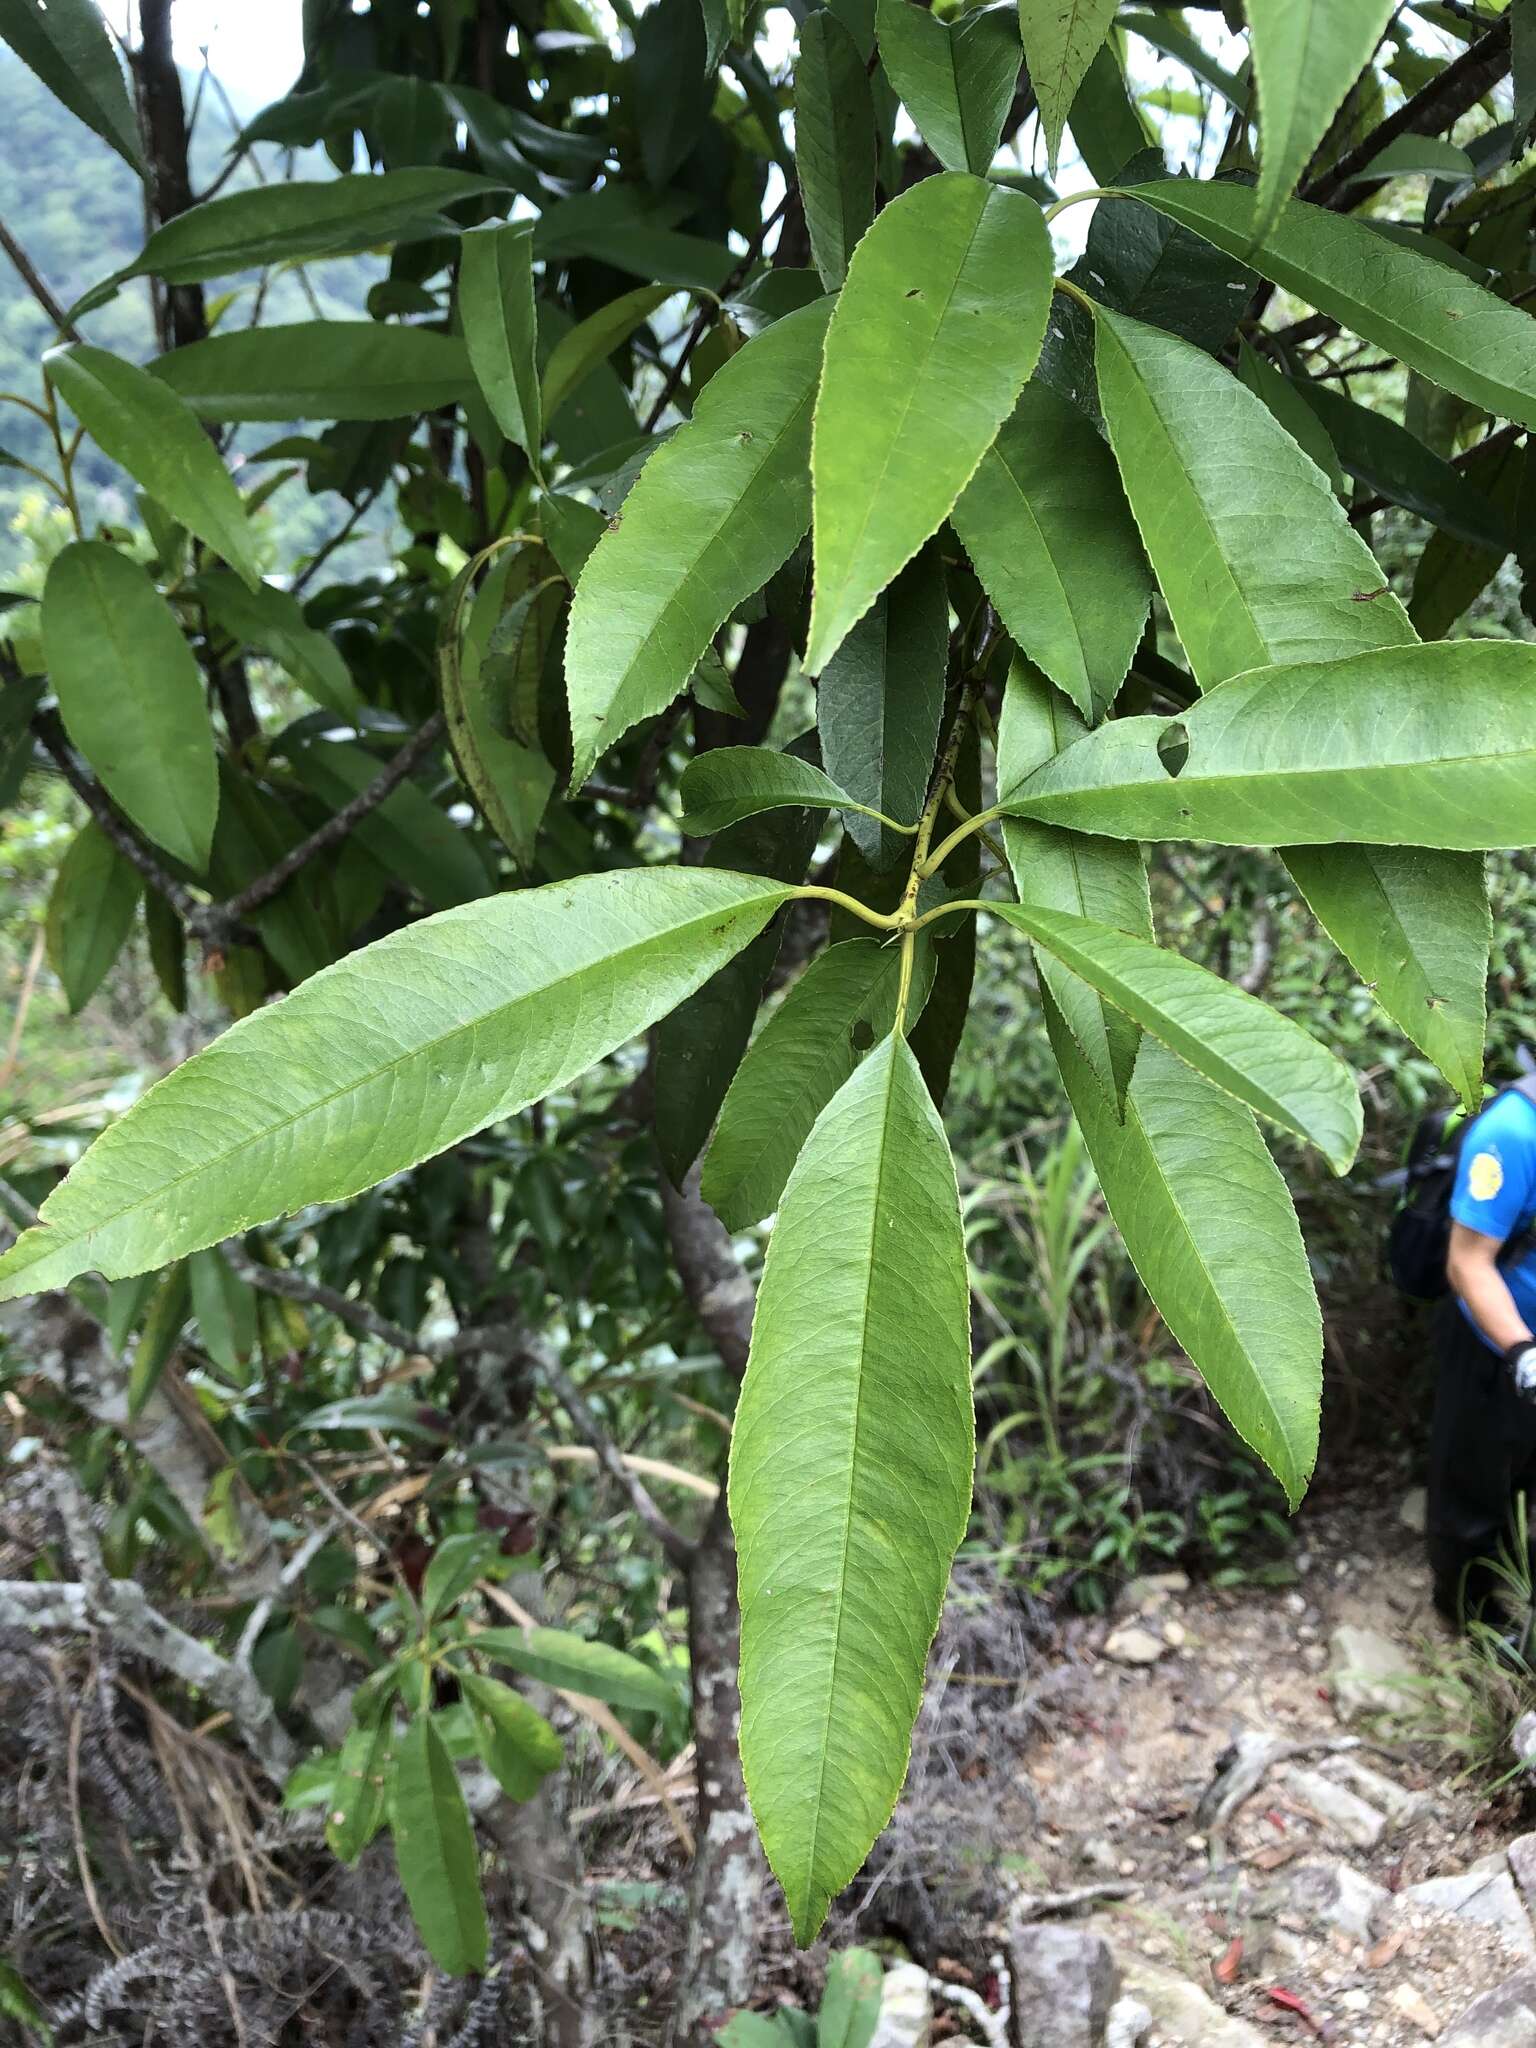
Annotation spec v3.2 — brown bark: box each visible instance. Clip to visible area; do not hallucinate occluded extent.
[134,0,207,350]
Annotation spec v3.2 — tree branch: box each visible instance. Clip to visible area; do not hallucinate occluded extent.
[528,1341,694,1569]
[660,1170,755,1379]
[219,1238,520,1360]
[0,221,84,343]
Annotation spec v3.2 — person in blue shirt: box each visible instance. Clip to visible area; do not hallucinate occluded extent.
[1429,1086,1536,1621]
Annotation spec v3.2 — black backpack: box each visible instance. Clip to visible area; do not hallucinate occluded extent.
[1386,1071,1536,1301]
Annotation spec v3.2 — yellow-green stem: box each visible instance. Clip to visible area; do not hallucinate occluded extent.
[45,380,82,538]
[919,803,1005,878]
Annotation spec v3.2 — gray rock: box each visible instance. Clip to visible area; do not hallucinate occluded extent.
[1329,1754,1434,1831]
[870,1963,932,2048]
[1007,1924,1118,2048]
[1515,1712,1536,1772]
[1284,1765,1388,1850]
[1399,1870,1536,1961]
[1328,1625,1421,1722]
[1442,1967,1536,2047]
[1104,2000,1151,2048]
[1283,1859,1391,1943]
[1116,1959,1267,2046]
[1102,1625,1167,1667]
[1116,1571,1189,1615]
[1509,1834,1536,1912]
[1400,1486,1428,1534]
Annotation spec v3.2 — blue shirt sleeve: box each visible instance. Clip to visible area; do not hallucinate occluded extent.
[1451,1094,1536,1245]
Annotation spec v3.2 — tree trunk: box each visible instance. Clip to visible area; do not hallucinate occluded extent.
[482,1782,600,2048]
[134,0,207,351]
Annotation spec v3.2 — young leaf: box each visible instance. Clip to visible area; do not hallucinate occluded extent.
[460,221,543,462]
[326,1717,393,1864]
[45,821,141,1014]
[151,323,475,422]
[0,869,794,1300]
[1000,641,1536,851]
[1045,1003,1320,1509]
[1281,844,1489,1113]
[0,0,143,172]
[806,173,1052,673]
[564,299,832,791]
[468,1625,679,1712]
[996,904,1362,1173]
[1018,0,1119,172]
[1132,181,1536,431]
[817,545,948,867]
[196,569,360,718]
[1296,381,1513,552]
[679,747,907,839]
[795,10,877,289]
[731,1034,974,1945]
[1092,307,1415,691]
[460,1671,564,1800]
[701,936,933,1229]
[1246,0,1397,243]
[953,382,1151,722]
[390,1714,488,1976]
[422,1532,500,1621]
[44,345,260,589]
[874,0,1021,174]
[44,543,218,872]
[541,285,672,421]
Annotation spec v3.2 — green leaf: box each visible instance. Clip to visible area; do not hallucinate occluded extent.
[701,936,933,1229]
[997,903,1361,1172]
[1132,181,1536,431]
[795,10,877,289]
[1246,0,1396,242]
[818,545,947,866]
[1353,134,1475,184]
[997,658,1149,1104]
[126,1260,190,1420]
[564,299,832,790]
[1046,1003,1320,1508]
[460,1671,564,1800]
[732,1034,973,1944]
[45,821,141,1014]
[875,0,1021,174]
[631,0,712,184]
[819,1949,884,2048]
[188,1246,257,1378]
[45,345,259,588]
[679,747,906,838]
[1281,844,1489,1113]
[423,1532,500,1621]
[196,568,359,718]
[0,868,794,1300]
[468,1624,679,1712]
[1410,434,1528,640]
[43,543,218,872]
[326,1716,393,1863]
[286,737,491,911]
[542,285,672,422]
[390,1714,488,1976]
[1295,380,1513,551]
[1067,37,1151,185]
[535,189,737,292]
[145,893,187,1015]
[460,222,543,463]
[440,562,555,869]
[953,382,1150,723]
[299,1396,455,1441]
[1000,641,1536,851]
[1234,338,1347,498]
[125,170,505,287]
[207,768,336,985]
[0,0,143,172]
[151,323,475,422]
[1093,307,1416,691]
[1018,0,1119,172]
[806,172,1052,673]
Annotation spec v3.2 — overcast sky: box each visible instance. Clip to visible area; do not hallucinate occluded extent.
[105,0,307,110]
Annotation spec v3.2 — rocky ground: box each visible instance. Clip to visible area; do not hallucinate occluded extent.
[861,1471,1536,2048]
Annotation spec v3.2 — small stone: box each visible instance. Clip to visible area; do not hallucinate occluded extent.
[1285,1765,1388,1850]
[1117,1958,1268,2046]
[1105,1998,1151,2048]
[1398,1871,1536,1961]
[1006,1923,1119,2048]
[1329,1755,1434,1831]
[1285,1591,1307,1617]
[1514,1713,1536,1773]
[1283,1860,1392,1943]
[1510,1835,1536,1911]
[1390,1984,1443,2039]
[1341,1989,1371,2014]
[1118,1859,1137,1877]
[1328,1625,1421,1722]
[1163,1620,1188,1649]
[870,1962,932,2048]
[1116,1570,1190,1615]
[1400,1487,1429,1535]
[1103,1625,1168,1666]
[1442,1967,1536,2047]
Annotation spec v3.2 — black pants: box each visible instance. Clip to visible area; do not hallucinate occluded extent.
[1426,1298,1536,1622]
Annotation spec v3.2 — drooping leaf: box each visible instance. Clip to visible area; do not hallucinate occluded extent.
[188,1246,258,1380]
[1092,307,1416,691]
[1046,1002,1320,1508]
[326,1717,393,1863]
[468,1625,679,1712]
[795,10,877,290]
[1000,641,1536,850]
[631,0,712,186]
[0,0,143,171]
[1281,844,1489,1112]
[816,545,947,866]
[125,1261,191,1421]
[997,904,1362,1172]
[806,173,1052,673]
[145,893,187,1015]
[953,382,1150,722]
[440,561,555,869]
[1246,0,1397,243]
[460,1671,564,1801]
[45,821,141,1015]
[44,345,260,588]
[542,285,673,422]
[679,746,907,838]
[564,300,832,790]
[874,0,1020,174]
[701,936,933,1229]
[731,1034,973,1945]
[1296,380,1514,551]
[1133,181,1536,431]
[1410,433,1528,639]
[1234,337,1347,497]
[151,323,476,422]
[43,543,218,872]
[1067,37,1150,185]
[1018,0,1119,171]
[197,568,359,717]
[460,221,543,462]
[0,869,794,1300]
[390,1715,488,1977]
